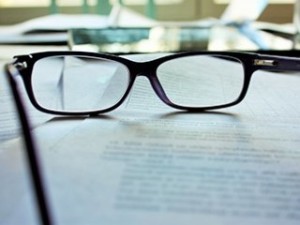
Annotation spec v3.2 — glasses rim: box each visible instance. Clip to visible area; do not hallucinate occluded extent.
[7,50,300,115]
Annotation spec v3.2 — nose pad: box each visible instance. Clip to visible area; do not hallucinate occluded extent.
[133,72,172,106]
[147,75,172,105]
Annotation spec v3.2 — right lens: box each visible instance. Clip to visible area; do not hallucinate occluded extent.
[156,55,245,108]
[31,55,130,113]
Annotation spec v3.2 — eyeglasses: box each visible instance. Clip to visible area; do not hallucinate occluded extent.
[5,50,300,115]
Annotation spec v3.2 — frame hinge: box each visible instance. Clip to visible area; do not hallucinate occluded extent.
[254,59,276,67]
[14,61,28,71]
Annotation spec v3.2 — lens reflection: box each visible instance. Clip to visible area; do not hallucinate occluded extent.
[32,56,130,112]
[156,55,244,107]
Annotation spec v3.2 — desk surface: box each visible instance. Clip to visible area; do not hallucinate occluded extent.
[1,40,300,225]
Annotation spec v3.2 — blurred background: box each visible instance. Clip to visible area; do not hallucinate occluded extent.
[0,0,295,25]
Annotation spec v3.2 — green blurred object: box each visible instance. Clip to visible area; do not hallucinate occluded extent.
[69,27,210,54]
[146,0,156,19]
[82,0,89,14]
[49,0,58,14]
[49,0,156,18]
[96,0,112,15]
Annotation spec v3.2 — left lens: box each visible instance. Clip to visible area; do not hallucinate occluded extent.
[31,55,130,113]
[156,55,244,108]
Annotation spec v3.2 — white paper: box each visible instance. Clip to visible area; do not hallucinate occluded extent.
[29,68,300,225]
[0,14,109,44]
[0,6,156,44]
[1,54,300,225]
[0,62,52,142]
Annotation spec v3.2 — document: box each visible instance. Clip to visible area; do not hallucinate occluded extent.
[1,55,300,225]
[0,63,52,142]
[30,69,300,225]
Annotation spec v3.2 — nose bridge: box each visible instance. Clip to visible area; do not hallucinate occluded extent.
[131,60,170,105]
[134,61,156,79]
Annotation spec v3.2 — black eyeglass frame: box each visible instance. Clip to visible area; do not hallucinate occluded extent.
[5,63,53,225]
[7,50,300,116]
